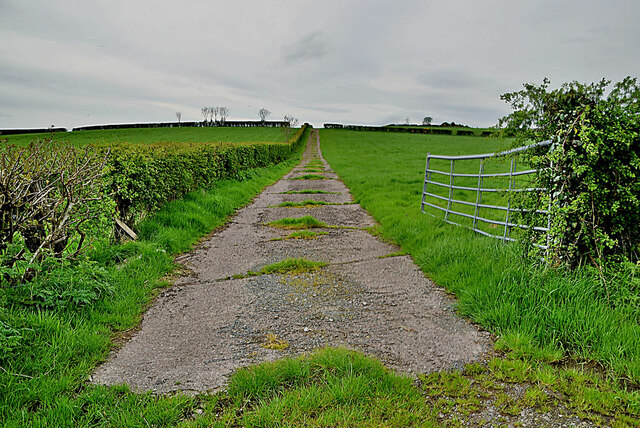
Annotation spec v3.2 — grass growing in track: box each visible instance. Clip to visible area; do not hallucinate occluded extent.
[291,174,327,180]
[276,200,330,208]
[0,140,306,427]
[257,258,326,275]
[270,230,329,241]
[266,216,327,229]
[320,129,640,385]
[4,126,291,147]
[280,190,338,194]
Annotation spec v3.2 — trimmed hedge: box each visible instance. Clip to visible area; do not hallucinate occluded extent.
[73,121,289,131]
[107,125,310,225]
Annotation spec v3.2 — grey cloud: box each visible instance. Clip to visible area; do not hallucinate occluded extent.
[283,32,329,63]
[417,69,499,91]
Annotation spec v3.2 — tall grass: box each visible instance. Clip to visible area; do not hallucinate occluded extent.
[320,129,640,383]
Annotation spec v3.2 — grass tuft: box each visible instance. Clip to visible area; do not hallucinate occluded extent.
[280,190,338,195]
[258,258,326,275]
[270,230,329,241]
[266,216,327,229]
[291,174,327,180]
[378,250,407,259]
[262,333,289,351]
[277,200,330,208]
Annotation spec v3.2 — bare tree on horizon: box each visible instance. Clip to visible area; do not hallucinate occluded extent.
[219,107,229,123]
[258,108,271,121]
[175,112,182,123]
[282,114,299,141]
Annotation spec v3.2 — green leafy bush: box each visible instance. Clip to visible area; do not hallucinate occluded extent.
[500,77,640,267]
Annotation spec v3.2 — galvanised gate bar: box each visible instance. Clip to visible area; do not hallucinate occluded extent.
[421,140,552,249]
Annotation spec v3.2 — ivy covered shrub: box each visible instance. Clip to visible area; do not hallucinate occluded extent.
[499,77,640,267]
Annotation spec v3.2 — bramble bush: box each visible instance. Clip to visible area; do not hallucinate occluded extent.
[499,77,640,268]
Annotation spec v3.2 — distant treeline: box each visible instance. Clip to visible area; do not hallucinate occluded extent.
[323,123,496,137]
[0,121,292,136]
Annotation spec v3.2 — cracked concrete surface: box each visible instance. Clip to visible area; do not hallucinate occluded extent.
[92,130,492,394]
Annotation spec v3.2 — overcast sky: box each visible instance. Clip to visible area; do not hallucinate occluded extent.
[1,0,638,129]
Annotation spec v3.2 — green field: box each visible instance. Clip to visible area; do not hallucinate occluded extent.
[320,129,640,384]
[3,126,291,147]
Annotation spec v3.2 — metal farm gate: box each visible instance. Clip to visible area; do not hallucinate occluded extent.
[421,140,551,249]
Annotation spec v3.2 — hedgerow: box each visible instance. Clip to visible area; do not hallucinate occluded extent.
[107,124,309,225]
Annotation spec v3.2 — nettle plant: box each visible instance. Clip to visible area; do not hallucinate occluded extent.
[499,77,640,268]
